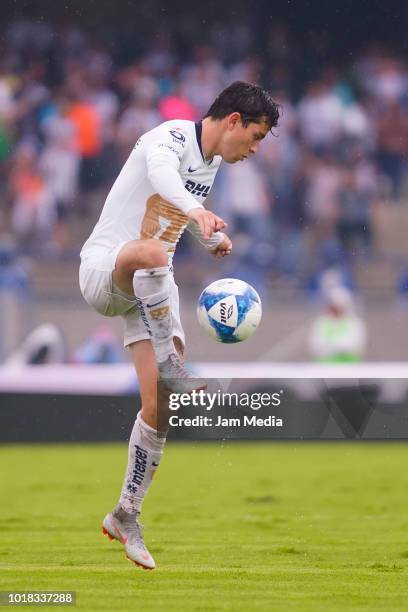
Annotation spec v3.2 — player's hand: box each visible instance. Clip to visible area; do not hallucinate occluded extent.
[209,234,232,257]
[188,207,227,240]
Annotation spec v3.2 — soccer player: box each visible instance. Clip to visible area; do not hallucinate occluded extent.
[79,81,279,569]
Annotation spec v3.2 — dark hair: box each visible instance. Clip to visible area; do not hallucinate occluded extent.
[204,81,280,130]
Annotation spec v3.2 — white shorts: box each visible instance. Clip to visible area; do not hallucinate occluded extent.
[79,243,185,349]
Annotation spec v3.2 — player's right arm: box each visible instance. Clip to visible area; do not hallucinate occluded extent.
[145,127,226,239]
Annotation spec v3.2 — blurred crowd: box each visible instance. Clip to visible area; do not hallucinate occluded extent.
[1,17,408,287]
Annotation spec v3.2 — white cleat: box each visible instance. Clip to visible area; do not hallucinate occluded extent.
[158,353,207,394]
[102,505,156,570]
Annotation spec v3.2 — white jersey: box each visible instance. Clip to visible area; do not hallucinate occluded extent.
[80,119,223,265]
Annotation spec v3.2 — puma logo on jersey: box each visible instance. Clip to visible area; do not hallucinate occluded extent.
[185,179,210,197]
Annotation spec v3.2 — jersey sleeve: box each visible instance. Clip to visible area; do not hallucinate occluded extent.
[186,220,225,250]
[146,127,204,215]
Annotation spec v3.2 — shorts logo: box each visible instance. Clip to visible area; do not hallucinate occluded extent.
[169,130,186,142]
[151,305,170,320]
[185,179,210,198]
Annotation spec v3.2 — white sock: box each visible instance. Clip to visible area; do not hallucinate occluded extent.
[119,412,166,514]
[133,266,174,363]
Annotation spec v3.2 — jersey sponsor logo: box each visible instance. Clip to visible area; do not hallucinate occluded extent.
[169,129,186,142]
[158,143,182,158]
[185,179,210,198]
[188,165,200,173]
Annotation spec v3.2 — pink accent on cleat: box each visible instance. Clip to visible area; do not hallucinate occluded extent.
[102,526,114,541]
[126,554,153,570]
[102,509,156,569]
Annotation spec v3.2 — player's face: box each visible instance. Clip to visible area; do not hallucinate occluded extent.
[222,114,270,163]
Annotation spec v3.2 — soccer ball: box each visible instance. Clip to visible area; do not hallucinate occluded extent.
[196,278,262,343]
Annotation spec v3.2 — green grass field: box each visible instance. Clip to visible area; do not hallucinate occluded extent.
[1,442,408,611]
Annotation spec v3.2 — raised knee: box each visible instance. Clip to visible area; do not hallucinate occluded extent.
[118,239,167,273]
[141,239,167,268]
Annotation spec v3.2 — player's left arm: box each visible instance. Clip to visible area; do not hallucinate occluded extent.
[209,233,232,257]
[186,221,232,257]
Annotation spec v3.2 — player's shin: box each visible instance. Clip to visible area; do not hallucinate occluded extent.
[119,411,165,514]
[132,266,174,363]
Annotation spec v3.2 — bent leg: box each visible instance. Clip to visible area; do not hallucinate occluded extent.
[112,239,175,363]
[129,336,184,429]
[112,239,201,396]
[118,337,182,514]
[112,238,167,296]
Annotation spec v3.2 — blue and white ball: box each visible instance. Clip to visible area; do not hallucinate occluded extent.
[197,278,262,343]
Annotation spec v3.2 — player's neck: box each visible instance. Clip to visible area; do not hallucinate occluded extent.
[201,117,222,160]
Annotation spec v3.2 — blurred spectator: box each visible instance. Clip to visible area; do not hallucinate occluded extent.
[11,62,50,136]
[5,323,66,365]
[0,235,31,293]
[228,56,263,86]
[397,265,408,304]
[73,326,123,364]
[308,286,367,363]
[158,85,197,121]
[117,94,161,157]
[297,80,343,150]
[0,68,15,124]
[2,13,408,295]
[336,164,375,258]
[0,235,31,361]
[9,140,56,252]
[375,101,408,200]
[144,33,177,83]
[219,158,272,290]
[258,92,304,275]
[272,166,307,276]
[39,116,80,250]
[0,119,12,162]
[304,151,342,241]
[180,46,226,115]
[366,57,407,105]
[305,259,356,298]
[65,90,103,195]
[210,20,252,65]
